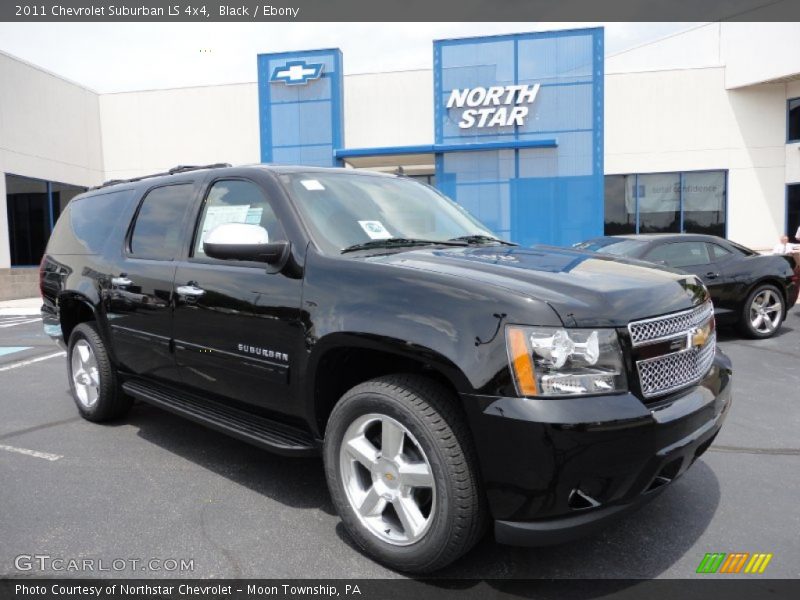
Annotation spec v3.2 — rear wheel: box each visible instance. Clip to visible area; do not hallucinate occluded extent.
[739,284,784,338]
[67,322,131,422]
[323,374,485,573]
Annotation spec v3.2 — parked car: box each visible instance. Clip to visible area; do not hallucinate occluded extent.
[575,234,799,339]
[41,165,731,573]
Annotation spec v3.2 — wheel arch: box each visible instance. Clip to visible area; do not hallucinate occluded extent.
[743,276,789,313]
[306,333,472,438]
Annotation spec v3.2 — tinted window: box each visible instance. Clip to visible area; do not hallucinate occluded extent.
[789,98,800,143]
[603,175,636,235]
[68,190,133,253]
[130,184,194,260]
[708,243,732,261]
[789,184,800,241]
[637,173,680,234]
[194,180,285,258]
[683,171,726,237]
[594,239,648,257]
[605,170,727,238]
[646,242,710,268]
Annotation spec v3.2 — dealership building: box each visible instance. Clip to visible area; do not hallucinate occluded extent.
[1,21,799,299]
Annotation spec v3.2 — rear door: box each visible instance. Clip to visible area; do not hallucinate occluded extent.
[105,181,198,383]
[171,176,304,415]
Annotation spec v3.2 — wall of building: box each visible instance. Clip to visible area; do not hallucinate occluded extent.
[99,83,261,181]
[343,69,432,149]
[722,23,800,89]
[605,66,789,249]
[0,50,104,277]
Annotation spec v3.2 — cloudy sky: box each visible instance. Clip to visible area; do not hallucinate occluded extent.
[0,22,700,93]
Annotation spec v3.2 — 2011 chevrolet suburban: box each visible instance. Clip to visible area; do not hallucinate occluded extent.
[40,164,732,572]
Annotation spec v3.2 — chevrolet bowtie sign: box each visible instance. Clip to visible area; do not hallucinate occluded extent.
[447,84,541,129]
[270,61,324,86]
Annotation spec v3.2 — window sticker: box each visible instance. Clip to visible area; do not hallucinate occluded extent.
[245,207,263,225]
[199,204,251,243]
[358,220,392,240]
[301,179,325,191]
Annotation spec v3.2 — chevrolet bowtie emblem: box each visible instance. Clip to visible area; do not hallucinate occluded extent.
[689,322,712,348]
[385,473,395,481]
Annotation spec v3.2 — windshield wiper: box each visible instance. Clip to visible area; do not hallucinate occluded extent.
[341,238,467,254]
[447,235,517,246]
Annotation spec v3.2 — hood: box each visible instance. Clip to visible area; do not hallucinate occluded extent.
[364,245,708,327]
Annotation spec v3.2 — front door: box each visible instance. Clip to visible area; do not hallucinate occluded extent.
[172,178,303,414]
[106,181,199,383]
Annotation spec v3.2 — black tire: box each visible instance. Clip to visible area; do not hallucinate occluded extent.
[738,283,785,339]
[323,374,485,573]
[67,322,132,422]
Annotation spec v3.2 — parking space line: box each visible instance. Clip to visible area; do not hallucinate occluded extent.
[0,347,33,357]
[0,318,41,328]
[0,351,66,372]
[0,443,62,461]
[0,308,41,316]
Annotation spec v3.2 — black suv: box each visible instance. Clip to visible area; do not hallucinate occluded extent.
[41,164,732,572]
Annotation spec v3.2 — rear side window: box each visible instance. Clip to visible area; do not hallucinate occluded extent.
[46,188,134,255]
[708,243,732,261]
[645,242,711,268]
[130,184,195,260]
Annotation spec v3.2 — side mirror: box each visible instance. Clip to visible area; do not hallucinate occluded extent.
[203,223,290,265]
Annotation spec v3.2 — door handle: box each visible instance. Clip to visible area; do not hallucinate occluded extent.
[111,276,133,287]
[705,272,719,279]
[176,284,206,298]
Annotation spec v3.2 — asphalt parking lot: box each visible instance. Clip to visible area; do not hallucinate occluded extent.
[0,309,798,580]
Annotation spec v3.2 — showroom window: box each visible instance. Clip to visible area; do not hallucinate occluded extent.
[788,184,800,241]
[604,170,727,237]
[5,174,86,267]
[788,98,800,143]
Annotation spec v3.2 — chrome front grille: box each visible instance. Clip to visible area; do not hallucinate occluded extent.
[628,301,716,399]
[637,332,716,398]
[628,301,714,346]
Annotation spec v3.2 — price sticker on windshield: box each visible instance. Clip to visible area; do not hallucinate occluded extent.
[358,220,392,240]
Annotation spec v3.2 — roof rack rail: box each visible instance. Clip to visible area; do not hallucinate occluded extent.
[92,163,232,190]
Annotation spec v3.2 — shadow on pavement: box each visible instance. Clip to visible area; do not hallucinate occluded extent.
[129,402,336,514]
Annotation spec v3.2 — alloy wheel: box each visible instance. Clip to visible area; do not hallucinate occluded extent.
[339,413,436,546]
[71,339,100,408]
[749,289,782,334]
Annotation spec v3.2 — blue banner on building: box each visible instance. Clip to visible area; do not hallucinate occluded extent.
[434,29,604,246]
[257,49,344,167]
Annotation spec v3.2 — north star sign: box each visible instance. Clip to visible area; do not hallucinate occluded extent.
[447,84,540,129]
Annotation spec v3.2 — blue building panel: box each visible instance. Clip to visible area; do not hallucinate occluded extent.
[434,29,604,247]
[257,49,343,167]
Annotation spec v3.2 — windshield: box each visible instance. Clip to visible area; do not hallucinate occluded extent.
[280,172,497,254]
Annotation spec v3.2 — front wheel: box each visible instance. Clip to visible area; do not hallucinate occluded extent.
[739,284,784,338]
[323,375,485,573]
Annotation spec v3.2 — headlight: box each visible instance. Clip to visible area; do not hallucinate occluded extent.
[505,326,627,397]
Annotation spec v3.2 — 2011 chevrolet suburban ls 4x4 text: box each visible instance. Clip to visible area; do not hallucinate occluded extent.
[40,164,732,572]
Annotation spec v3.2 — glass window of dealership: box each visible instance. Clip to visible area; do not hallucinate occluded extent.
[5,174,86,266]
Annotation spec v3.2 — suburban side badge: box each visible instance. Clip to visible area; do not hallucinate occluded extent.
[237,343,288,362]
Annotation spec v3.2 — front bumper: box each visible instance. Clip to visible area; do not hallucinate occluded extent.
[463,349,732,546]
